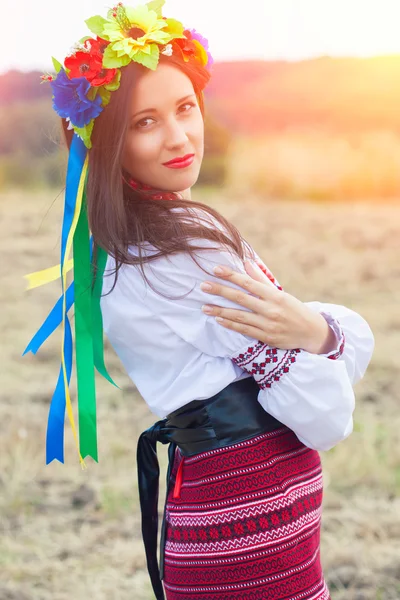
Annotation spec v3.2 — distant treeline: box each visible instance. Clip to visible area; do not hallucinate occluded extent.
[0,70,231,189]
[4,57,400,132]
[2,56,400,193]
[206,56,400,135]
[0,70,51,106]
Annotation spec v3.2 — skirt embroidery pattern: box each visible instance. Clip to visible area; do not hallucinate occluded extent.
[163,426,331,600]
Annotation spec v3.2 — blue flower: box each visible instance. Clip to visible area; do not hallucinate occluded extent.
[50,69,103,128]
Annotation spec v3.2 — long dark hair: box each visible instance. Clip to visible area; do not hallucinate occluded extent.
[61,52,256,298]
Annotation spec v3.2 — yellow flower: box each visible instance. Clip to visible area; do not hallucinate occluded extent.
[86,2,185,70]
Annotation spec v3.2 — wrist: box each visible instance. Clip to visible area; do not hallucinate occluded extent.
[317,321,338,355]
[302,312,338,355]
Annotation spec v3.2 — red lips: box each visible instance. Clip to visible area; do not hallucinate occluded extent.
[162,153,195,166]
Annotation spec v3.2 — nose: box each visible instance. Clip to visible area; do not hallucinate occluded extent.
[164,116,189,150]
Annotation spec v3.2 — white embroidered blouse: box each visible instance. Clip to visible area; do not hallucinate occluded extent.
[100,209,375,452]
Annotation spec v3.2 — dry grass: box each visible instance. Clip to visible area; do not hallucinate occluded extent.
[1,189,399,599]
[226,131,400,201]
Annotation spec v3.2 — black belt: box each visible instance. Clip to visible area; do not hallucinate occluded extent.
[136,376,284,600]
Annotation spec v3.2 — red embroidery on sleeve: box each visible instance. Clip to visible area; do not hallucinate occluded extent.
[232,343,301,390]
[254,259,283,291]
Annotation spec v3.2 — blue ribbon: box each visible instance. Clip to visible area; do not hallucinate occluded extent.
[46,134,87,463]
[46,315,73,464]
[61,135,87,270]
[22,237,94,356]
[22,282,75,356]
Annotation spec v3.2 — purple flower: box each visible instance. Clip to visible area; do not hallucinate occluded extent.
[188,29,214,68]
[50,69,103,128]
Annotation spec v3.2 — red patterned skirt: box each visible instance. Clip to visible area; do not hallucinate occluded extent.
[162,426,331,600]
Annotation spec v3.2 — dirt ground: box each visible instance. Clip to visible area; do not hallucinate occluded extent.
[1,190,399,599]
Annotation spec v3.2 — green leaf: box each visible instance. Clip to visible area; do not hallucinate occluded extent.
[73,120,95,149]
[102,46,131,69]
[87,87,99,101]
[104,69,121,92]
[85,15,109,37]
[98,87,111,107]
[132,44,160,71]
[52,57,63,73]
[79,36,93,45]
[146,0,165,17]
[164,18,186,39]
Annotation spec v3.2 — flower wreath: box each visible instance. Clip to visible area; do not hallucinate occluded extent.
[41,0,213,148]
[23,0,213,468]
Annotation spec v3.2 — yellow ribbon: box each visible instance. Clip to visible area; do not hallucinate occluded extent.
[24,259,74,290]
[61,157,89,469]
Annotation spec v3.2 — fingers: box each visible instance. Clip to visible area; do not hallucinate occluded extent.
[200,265,275,307]
[200,280,265,312]
[202,304,266,330]
[213,316,270,343]
[244,260,267,283]
[244,260,275,287]
[201,304,274,344]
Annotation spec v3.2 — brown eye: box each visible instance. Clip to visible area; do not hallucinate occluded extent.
[180,102,195,113]
[136,117,154,129]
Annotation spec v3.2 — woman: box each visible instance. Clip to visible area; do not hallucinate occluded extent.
[26,2,375,598]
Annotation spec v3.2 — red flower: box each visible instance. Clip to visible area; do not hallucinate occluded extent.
[65,38,116,87]
[172,30,198,62]
[94,36,110,55]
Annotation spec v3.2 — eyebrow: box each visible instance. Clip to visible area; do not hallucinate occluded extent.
[131,94,196,120]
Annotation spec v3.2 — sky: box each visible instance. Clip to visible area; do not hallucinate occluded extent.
[2,0,400,74]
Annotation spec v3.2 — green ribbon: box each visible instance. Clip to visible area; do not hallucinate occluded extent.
[73,191,98,461]
[73,185,121,462]
[92,245,120,389]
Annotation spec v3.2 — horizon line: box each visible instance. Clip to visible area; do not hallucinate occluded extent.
[2,52,400,77]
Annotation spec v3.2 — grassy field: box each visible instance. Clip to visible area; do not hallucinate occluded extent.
[225,131,400,201]
[1,189,399,599]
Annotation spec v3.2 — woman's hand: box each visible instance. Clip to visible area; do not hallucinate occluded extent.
[200,261,337,354]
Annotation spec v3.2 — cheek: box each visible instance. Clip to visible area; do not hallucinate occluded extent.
[192,115,205,152]
[123,132,158,169]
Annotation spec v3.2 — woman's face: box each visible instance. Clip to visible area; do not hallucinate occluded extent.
[122,62,204,194]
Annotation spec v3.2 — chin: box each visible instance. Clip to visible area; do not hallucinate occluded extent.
[161,171,200,193]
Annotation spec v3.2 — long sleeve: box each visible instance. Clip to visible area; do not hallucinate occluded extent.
[127,237,374,451]
[231,343,355,451]
[302,301,375,386]
[253,253,375,386]
[246,254,374,449]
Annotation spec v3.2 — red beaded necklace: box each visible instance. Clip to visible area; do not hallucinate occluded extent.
[122,173,184,201]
